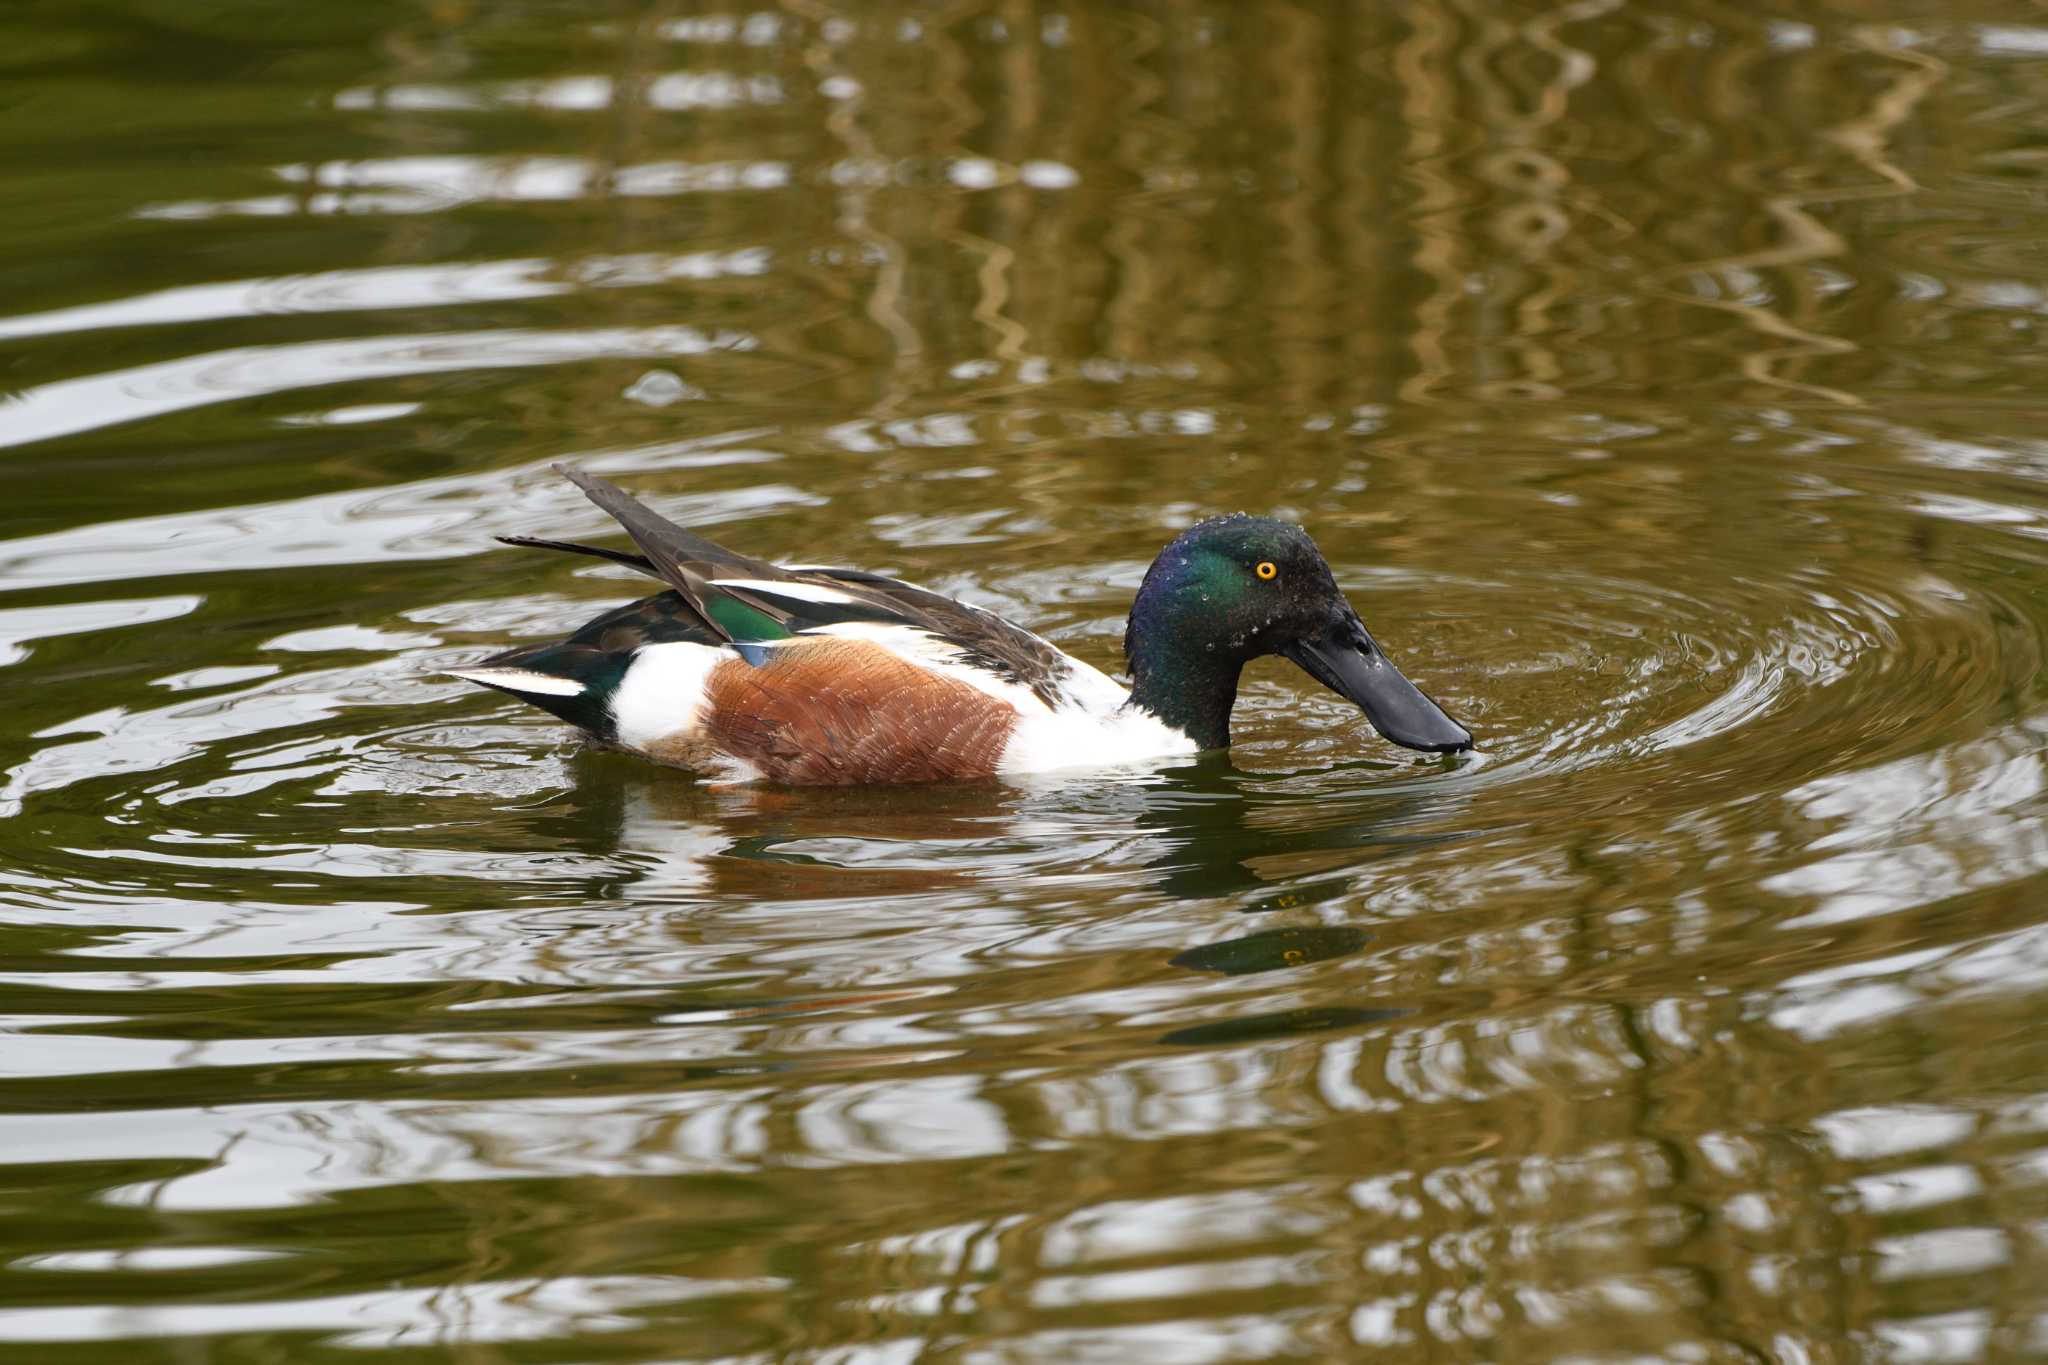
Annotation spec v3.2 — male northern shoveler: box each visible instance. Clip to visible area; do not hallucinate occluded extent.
[450,466,1472,784]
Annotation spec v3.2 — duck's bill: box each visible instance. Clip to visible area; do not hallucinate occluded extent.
[1284,617,1473,754]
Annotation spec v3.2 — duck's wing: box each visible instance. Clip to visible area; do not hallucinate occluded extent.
[799,567,1079,708]
[521,467,1083,707]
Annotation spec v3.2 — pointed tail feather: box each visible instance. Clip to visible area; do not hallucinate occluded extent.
[497,535,660,578]
[557,464,796,644]
[555,464,781,580]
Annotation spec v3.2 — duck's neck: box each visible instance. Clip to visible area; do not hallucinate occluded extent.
[1124,625,1244,750]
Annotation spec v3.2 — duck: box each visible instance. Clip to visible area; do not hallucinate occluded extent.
[450,465,1473,784]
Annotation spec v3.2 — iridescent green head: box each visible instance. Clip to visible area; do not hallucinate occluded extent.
[1122,514,1471,753]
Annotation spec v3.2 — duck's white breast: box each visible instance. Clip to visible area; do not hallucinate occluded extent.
[997,662,1197,775]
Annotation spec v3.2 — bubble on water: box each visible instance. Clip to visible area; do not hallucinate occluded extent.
[623,370,705,406]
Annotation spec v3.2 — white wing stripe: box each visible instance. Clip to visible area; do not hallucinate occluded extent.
[709,578,861,605]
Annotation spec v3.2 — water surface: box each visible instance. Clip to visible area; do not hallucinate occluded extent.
[6,1,2048,1360]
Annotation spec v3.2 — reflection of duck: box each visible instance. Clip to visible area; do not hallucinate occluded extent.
[452,467,1470,785]
[585,755,1454,1046]
[597,748,1470,911]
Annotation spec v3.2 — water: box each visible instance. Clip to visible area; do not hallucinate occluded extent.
[5,1,2048,1359]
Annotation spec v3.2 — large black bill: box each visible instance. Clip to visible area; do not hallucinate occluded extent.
[1283,618,1473,753]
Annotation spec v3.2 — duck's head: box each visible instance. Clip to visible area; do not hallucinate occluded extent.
[1123,514,1472,755]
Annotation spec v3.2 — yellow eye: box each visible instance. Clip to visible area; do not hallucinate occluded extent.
[1256,561,1278,580]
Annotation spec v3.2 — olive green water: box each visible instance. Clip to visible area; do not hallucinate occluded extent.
[5,1,2048,1360]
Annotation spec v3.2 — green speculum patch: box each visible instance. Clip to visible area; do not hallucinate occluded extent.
[706,596,794,641]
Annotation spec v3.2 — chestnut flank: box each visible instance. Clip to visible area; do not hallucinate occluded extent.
[696,639,1021,784]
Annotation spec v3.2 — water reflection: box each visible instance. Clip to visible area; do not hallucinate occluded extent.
[1169,926,1374,976]
[599,749,1472,916]
[0,251,770,343]
[6,0,2048,1358]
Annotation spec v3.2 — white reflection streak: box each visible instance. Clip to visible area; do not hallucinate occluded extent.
[19,1247,284,1271]
[1765,712,2048,927]
[1874,1311,1996,1363]
[140,155,792,220]
[1316,1036,1394,1113]
[0,1274,785,1346]
[1873,1227,2011,1282]
[1851,1163,1983,1216]
[656,14,783,44]
[991,1317,1310,1362]
[1029,1254,1321,1308]
[794,1075,1010,1162]
[0,445,795,590]
[0,1093,780,1212]
[1037,1188,1331,1266]
[0,261,563,342]
[1,1020,780,1084]
[1772,923,2048,1042]
[332,71,785,113]
[1812,1104,1978,1162]
[1030,1051,1293,1141]
[0,323,752,450]
[1978,24,2048,56]
[0,595,200,667]
[0,250,768,342]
